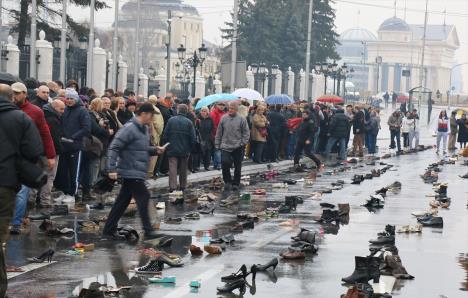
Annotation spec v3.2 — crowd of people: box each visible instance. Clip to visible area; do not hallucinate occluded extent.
[1,76,468,296]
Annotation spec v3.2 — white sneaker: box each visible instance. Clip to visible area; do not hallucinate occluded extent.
[61,195,75,203]
[155,202,165,209]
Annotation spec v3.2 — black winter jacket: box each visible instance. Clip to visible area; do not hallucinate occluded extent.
[161,114,196,157]
[196,116,214,150]
[329,110,350,138]
[296,116,317,144]
[62,99,91,152]
[0,97,43,188]
[353,110,365,134]
[43,103,63,155]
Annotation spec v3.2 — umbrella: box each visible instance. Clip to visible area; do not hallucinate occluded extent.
[232,88,263,104]
[397,92,409,103]
[0,72,22,85]
[195,93,239,110]
[316,95,344,104]
[265,94,294,105]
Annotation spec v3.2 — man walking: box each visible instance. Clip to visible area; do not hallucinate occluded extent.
[383,92,389,109]
[103,103,165,240]
[325,107,350,161]
[0,84,43,296]
[388,110,402,153]
[215,102,250,191]
[161,104,196,192]
[448,110,458,151]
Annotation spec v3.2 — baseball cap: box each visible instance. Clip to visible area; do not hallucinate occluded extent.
[11,82,27,93]
[138,102,156,114]
[65,88,79,101]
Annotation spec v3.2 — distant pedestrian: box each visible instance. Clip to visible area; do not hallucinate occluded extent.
[383,92,389,109]
[448,110,458,150]
[365,110,380,154]
[401,112,411,149]
[196,107,215,170]
[161,104,196,192]
[251,105,269,163]
[215,102,250,191]
[388,110,402,152]
[408,109,420,149]
[457,113,467,149]
[351,105,365,156]
[391,92,397,110]
[294,109,322,170]
[325,107,349,160]
[210,102,227,170]
[436,110,449,154]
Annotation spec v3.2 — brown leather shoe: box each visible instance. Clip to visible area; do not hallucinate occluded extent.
[280,249,305,260]
[190,244,203,256]
[204,245,222,255]
[338,203,350,216]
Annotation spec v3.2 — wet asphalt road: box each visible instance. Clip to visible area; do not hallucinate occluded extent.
[5,106,468,298]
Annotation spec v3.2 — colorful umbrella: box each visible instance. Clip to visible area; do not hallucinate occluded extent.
[316,95,344,104]
[195,93,239,110]
[265,94,294,105]
[397,92,409,103]
[232,88,264,104]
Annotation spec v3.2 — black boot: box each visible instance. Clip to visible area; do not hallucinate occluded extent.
[341,256,369,284]
[284,196,299,210]
[377,225,395,237]
[217,279,246,293]
[367,256,381,283]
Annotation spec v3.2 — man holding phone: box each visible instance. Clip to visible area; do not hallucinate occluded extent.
[103,103,165,241]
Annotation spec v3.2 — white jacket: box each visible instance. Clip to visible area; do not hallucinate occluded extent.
[401,117,412,133]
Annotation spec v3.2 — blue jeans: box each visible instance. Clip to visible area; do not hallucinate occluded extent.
[390,130,401,151]
[313,127,320,153]
[325,137,347,160]
[12,185,30,226]
[213,150,221,169]
[368,133,378,154]
[287,132,297,158]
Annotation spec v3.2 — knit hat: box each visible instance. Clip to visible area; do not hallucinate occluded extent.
[65,88,79,101]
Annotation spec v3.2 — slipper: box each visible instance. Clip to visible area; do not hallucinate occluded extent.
[253,189,266,195]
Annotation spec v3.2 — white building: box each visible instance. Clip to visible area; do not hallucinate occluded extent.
[366,17,460,95]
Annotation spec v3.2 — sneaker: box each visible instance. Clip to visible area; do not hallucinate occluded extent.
[135,259,164,274]
[102,231,127,241]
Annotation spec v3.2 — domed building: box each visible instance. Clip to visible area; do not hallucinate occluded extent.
[365,16,460,95]
[118,0,219,92]
[337,27,378,93]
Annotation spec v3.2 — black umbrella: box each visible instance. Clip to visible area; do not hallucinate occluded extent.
[0,72,22,85]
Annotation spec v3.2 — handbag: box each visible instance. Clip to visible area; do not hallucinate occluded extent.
[258,127,268,138]
[84,136,104,158]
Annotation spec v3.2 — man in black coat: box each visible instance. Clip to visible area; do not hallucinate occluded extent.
[293,109,322,169]
[0,84,43,296]
[265,105,287,162]
[325,108,350,160]
[352,106,365,157]
[161,104,196,192]
[32,85,50,109]
[33,100,65,207]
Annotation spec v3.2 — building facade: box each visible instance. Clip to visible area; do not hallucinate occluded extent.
[366,17,460,95]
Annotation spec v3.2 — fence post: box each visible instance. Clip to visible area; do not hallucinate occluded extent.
[274,69,282,95]
[195,71,205,99]
[138,67,148,99]
[287,67,294,98]
[5,36,20,76]
[246,65,254,89]
[155,68,166,96]
[36,30,53,81]
[92,39,107,96]
[213,74,222,94]
[117,55,127,92]
[299,68,306,100]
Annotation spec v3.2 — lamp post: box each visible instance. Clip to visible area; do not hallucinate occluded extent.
[448,62,468,110]
[251,62,267,96]
[376,56,382,94]
[177,43,207,98]
[315,62,333,94]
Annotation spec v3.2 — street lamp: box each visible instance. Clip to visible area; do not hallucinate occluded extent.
[177,43,207,98]
[251,63,268,96]
[79,36,88,50]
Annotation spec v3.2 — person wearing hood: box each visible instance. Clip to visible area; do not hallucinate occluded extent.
[161,104,197,192]
[0,84,43,297]
[30,99,65,208]
[325,107,350,161]
[55,88,91,199]
[9,82,56,235]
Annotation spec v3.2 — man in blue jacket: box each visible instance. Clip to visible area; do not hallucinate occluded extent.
[55,88,91,198]
[103,103,165,240]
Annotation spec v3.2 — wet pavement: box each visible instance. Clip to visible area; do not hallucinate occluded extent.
[5,106,468,298]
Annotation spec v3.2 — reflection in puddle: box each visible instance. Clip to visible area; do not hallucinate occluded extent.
[459,253,468,291]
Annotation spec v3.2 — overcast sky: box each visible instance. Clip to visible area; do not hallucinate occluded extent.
[77,0,468,83]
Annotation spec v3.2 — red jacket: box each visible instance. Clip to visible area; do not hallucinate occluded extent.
[210,107,226,137]
[20,100,56,159]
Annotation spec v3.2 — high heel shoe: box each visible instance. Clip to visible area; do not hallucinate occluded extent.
[216,278,246,293]
[253,257,278,272]
[221,264,247,282]
[28,249,54,263]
